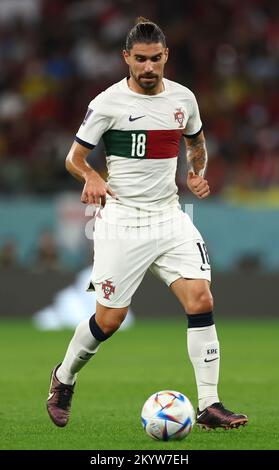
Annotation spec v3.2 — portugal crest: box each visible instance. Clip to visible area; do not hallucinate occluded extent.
[102,280,115,300]
[174,108,185,128]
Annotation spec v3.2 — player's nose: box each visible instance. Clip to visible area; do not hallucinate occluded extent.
[144,61,154,73]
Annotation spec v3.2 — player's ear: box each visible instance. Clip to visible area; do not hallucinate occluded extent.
[122,50,130,65]
[164,48,169,63]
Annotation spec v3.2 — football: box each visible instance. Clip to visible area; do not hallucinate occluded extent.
[141,390,195,441]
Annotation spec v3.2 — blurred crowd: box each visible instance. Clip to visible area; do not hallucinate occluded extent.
[0,0,278,196]
[0,229,63,271]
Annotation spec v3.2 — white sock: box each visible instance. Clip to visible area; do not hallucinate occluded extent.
[187,324,220,411]
[57,319,100,385]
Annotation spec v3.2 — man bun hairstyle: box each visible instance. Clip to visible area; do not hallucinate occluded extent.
[125,17,166,51]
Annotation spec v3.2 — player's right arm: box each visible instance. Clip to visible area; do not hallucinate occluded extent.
[67,92,116,206]
[65,141,116,206]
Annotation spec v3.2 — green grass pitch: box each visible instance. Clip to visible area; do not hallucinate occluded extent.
[1,318,278,450]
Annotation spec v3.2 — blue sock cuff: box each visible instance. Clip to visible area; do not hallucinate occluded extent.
[187,311,214,328]
[89,314,110,342]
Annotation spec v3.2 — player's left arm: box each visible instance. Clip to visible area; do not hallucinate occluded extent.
[184,131,210,199]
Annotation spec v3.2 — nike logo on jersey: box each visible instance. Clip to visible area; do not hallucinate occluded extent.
[200,265,210,271]
[129,115,146,122]
[204,357,219,363]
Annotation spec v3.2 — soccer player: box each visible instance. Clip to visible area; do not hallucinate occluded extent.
[47,18,248,430]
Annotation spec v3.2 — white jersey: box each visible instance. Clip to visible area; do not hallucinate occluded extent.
[76,77,202,226]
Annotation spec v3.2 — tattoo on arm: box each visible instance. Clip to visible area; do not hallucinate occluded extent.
[184,132,208,177]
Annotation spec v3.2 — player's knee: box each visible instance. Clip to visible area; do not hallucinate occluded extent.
[100,317,123,336]
[95,308,128,336]
[186,292,213,315]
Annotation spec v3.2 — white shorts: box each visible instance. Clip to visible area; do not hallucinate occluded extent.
[89,211,211,308]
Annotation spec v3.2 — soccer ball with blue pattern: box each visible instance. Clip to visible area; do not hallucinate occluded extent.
[141,390,195,441]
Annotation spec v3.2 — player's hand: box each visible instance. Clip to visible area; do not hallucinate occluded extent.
[81,172,117,206]
[187,171,210,199]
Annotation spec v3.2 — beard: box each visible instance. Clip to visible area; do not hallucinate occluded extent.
[131,69,160,90]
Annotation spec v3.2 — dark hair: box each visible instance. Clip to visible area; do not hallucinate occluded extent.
[125,17,166,51]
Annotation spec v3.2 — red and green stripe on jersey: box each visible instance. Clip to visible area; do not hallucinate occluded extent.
[103,129,183,159]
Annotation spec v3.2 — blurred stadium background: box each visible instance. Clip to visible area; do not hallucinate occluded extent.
[0,0,278,320]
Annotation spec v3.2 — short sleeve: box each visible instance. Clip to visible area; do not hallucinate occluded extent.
[183,93,202,138]
[75,94,111,149]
